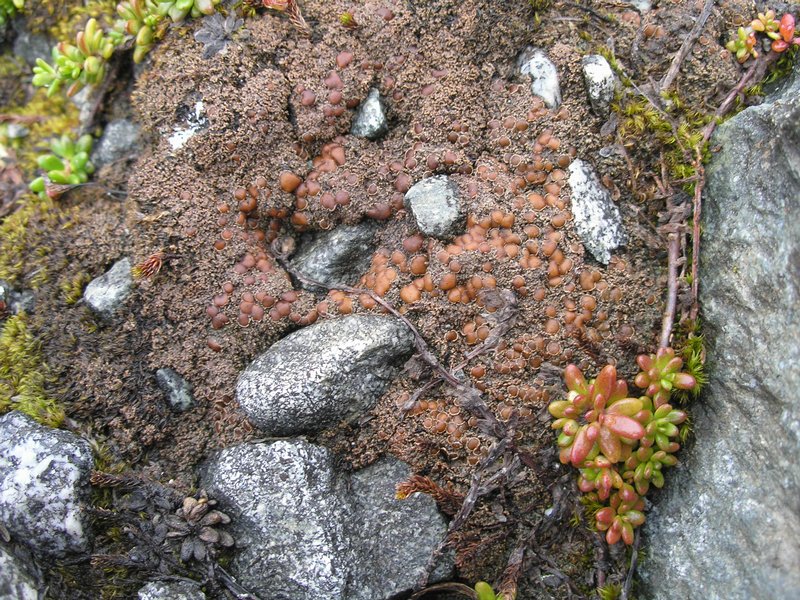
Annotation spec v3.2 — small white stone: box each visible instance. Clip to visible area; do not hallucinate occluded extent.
[83,258,132,318]
[582,55,617,117]
[567,159,626,264]
[518,47,561,109]
[350,88,388,140]
[404,175,465,240]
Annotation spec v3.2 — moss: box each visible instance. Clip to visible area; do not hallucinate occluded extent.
[0,312,65,427]
[60,271,91,305]
[25,0,116,37]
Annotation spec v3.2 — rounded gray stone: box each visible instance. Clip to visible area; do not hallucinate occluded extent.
[566,159,626,264]
[0,412,93,558]
[350,88,388,140]
[289,220,378,290]
[404,175,465,240]
[0,545,39,600]
[91,119,141,168]
[581,55,617,117]
[155,368,194,412]
[83,258,132,319]
[518,47,561,109]
[236,314,415,434]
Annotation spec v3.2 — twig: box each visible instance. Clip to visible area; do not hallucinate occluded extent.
[659,0,716,93]
[620,529,641,600]
[659,233,680,348]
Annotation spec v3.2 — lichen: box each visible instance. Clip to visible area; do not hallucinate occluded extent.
[0,313,64,427]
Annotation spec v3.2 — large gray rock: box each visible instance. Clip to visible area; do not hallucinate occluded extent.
[567,159,626,264]
[404,175,465,240]
[202,440,450,600]
[137,580,206,600]
[0,412,93,558]
[518,47,561,109]
[83,258,132,318]
[236,315,415,434]
[91,119,141,168]
[350,88,388,140]
[0,545,39,600]
[639,65,800,599]
[290,220,378,290]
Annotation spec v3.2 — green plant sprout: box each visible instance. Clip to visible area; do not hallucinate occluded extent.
[157,0,219,22]
[549,351,695,545]
[113,0,165,63]
[0,0,23,26]
[29,133,94,198]
[32,18,116,97]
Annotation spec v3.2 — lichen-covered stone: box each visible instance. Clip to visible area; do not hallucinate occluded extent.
[347,457,452,599]
[290,221,379,290]
[236,315,415,434]
[155,368,194,412]
[137,580,206,600]
[404,175,465,240]
[0,545,39,600]
[581,55,616,117]
[83,258,132,319]
[639,64,800,600]
[567,159,626,264]
[518,47,561,109]
[91,119,141,168]
[0,412,93,558]
[201,440,352,600]
[201,440,451,600]
[350,88,388,140]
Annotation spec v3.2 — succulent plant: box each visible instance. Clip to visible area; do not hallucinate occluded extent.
[113,0,165,63]
[751,10,781,39]
[29,134,94,198]
[726,26,759,63]
[0,0,24,26]
[32,18,117,97]
[165,489,234,562]
[194,12,244,59]
[772,13,800,52]
[594,489,645,545]
[549,365,645,466]
[156,0,219,22]
[623,444,678,495]
[634,347,696,407]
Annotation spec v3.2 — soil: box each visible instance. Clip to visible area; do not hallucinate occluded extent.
[0,0,757,598]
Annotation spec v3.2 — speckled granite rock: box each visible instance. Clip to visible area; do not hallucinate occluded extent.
[0,545,39,600]
[202,440,451,600]
[236,314,415,435]
[290,220,379,290]
[137,580,206,600]
[404,175,465,240]
[567,159,626,264]
[350,88,388,140]
[581,55,617,117]
[518,47,561,109]
[0,412,93,558]
[83,258,132,319]
[91,119,141,168]
[639,63,800,600]
[155,368,195,412]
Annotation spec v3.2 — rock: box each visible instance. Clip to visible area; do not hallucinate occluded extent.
[348,457,452,599]
[0,412,93,558]
[0,545,39,600]
[0,281,35,315]
[581,55,617,117]
[70,87,95,130]
[155,368,194,412]
[168,99,209,151]
[290,221,378,290]
[639,64,800,600]
[11,27,52,68]
[201,440,450,600]
[83,258,133,319]
[404,175,465,240]
[137,580,206,600]
[566,159,626,264]
[518,47,561,109]
[202,440,351,600]
[236,314,415,434]
[91,119,141,168]
[626,0,651,11]
[350,88,388,140]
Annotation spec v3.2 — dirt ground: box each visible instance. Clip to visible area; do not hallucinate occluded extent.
[1,0,757,597]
